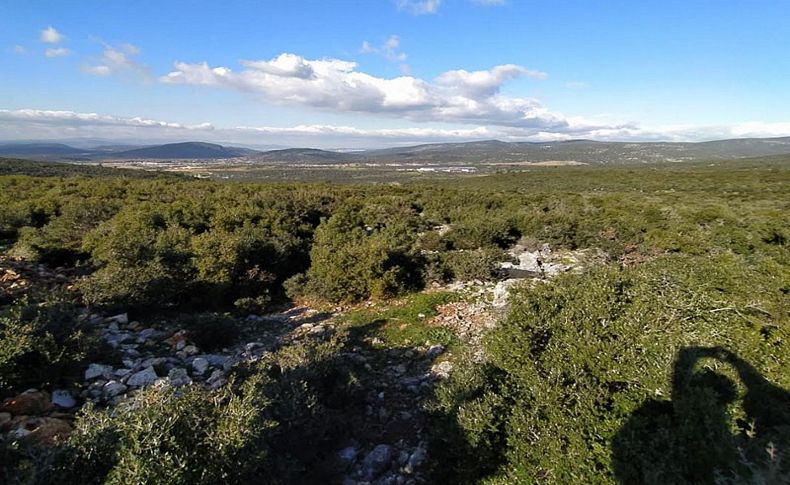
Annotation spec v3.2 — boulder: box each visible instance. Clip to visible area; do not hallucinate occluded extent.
[192,357,209,375]
[426,344,445,359]
[0,389,51,415]
[103,380,128,398]
[338,446,359,464]
[168,368,192,387]
[361,444,393,480]
[16,417,72,446]
[493,279,522,308]
[105,313,129,325]
[431,360,454,379]
[85,363,113,380]
[126,366,158,388]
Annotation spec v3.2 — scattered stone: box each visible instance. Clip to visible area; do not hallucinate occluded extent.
[206,369,226,390]
[493,279,522,308]
[183,345,199,356]
[114,368,133,378]
[0,389,51,415]
[51,390,76,409]
[426,344,445,358]
[137,328,159,342]
[103,381,128,398]
[126,366,158,388]
[16,417,72,446]
[404,447,427,474]
[168,368,192,387]
[192,357,209,375]
[0,412,12,427]
[85,363,113,380]
[361,444,393,481]
[106,313,129,325]
[339,446,359,464]
[431,360,454,379]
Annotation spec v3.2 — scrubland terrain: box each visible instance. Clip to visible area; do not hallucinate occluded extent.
[0,157,788,484]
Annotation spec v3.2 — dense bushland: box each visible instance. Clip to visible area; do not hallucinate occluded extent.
[431,254,789,483]
[1,159,788,483]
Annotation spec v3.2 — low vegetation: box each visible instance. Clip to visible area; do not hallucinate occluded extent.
[1,157,788,483]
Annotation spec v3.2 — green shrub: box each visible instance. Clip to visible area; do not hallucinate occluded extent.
[443,247,506,282]
[185,313,241,352]
[433,254,790,483]
[49,375,275,484]
[12,199,119,266]
[303,207,423,302]
[0,293,98,393]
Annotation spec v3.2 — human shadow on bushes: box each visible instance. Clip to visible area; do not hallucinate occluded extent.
[612,346,790,484]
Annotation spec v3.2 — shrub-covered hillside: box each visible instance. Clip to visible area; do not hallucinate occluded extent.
[1,159,788,483]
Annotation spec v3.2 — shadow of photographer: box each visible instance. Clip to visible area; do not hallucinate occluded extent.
[612,346,790,484]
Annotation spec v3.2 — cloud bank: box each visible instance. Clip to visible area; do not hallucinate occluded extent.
[2,108,789,149]
[160,53,569,131]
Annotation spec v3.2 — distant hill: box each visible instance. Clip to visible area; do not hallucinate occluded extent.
[252,148,355,164]
[356,137,790,165]
[111,142,257,159]
[2,136,790,165]
[0,143,90,157]
[0,157,183,179]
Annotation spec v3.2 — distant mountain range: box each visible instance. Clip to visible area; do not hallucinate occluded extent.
[110,142,257,159]
[1,137,790,165]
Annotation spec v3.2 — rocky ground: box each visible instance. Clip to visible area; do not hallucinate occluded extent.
[0,244,606,484]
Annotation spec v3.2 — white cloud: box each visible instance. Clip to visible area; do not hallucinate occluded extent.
[436,64,546,97]
[1,108,789,149]
[396,0,441,15]
[0,109,211,130]
[360,34,407,62]
[360,35,410,72]
[12,45,26,55]
[45,47,71,58]
[82,43,150,80]
[40,26,63,44]
[161,53,562,129]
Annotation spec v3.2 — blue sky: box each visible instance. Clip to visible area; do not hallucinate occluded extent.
[1,0,789,148]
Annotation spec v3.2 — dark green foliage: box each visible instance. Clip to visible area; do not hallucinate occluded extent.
[443,247,507,282]
[1,159,789,484]
[0,293,98,394]
[433,255,789,483]
[302,206,423,302]
[44,374,274,485]
[184,313,241,352]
